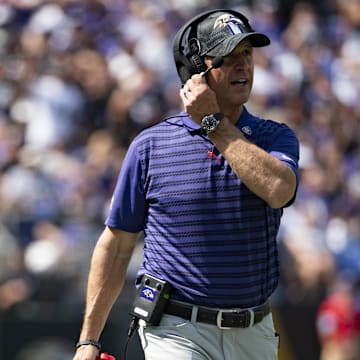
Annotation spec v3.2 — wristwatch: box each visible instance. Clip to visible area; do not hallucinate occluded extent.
[200,113,224,134]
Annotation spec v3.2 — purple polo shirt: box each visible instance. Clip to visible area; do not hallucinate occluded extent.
[106,106,300,308]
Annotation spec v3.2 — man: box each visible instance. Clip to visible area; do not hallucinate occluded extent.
[74,9,299,360]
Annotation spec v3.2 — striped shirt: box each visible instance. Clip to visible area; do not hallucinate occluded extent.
[106,106,300,308]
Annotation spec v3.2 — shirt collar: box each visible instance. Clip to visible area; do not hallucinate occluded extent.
[236,106,255,138]
[181,112,201,135]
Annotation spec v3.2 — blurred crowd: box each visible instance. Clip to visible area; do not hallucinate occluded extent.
[0,0,359,359]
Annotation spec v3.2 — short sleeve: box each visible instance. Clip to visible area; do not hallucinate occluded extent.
[105,141,146,232]
[269,124,300,207]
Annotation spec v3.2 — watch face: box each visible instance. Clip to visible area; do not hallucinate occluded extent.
[201,114,222,134]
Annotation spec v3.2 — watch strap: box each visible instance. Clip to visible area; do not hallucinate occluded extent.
[211,113,225,121]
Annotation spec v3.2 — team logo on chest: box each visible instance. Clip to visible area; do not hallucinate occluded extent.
[241,126,252,136]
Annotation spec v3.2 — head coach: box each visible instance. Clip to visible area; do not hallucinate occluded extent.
[74,8,300,360]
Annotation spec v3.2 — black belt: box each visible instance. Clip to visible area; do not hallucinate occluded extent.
[165,300,270,329]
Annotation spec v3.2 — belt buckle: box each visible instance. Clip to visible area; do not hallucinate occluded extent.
[216,309,255,329]
[216,310,232,330]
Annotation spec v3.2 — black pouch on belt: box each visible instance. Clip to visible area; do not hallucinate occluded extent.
[129,274,172,326]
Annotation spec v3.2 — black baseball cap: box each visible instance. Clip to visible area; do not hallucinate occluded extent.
[196,11,270,57]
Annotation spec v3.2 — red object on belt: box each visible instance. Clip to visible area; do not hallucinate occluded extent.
[96,353,116,360]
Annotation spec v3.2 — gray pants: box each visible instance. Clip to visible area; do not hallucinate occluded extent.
[138,313,279,359]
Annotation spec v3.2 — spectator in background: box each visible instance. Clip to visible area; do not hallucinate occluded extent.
[316,275,360,360]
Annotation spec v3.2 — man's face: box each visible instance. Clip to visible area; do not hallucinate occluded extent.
[205,39,254,111]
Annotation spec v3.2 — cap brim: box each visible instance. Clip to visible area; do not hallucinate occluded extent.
[205,32,270,57]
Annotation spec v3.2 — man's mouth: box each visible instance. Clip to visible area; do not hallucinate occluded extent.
[231,79,248,86]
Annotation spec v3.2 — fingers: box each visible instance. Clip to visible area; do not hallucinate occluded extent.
[180,74,219,122]
[181,74,206,100]
[180,87,190,101]
[181,83,192,99]
[183,74,206,93]
[191,73,206,84]
[188,74,206,90]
